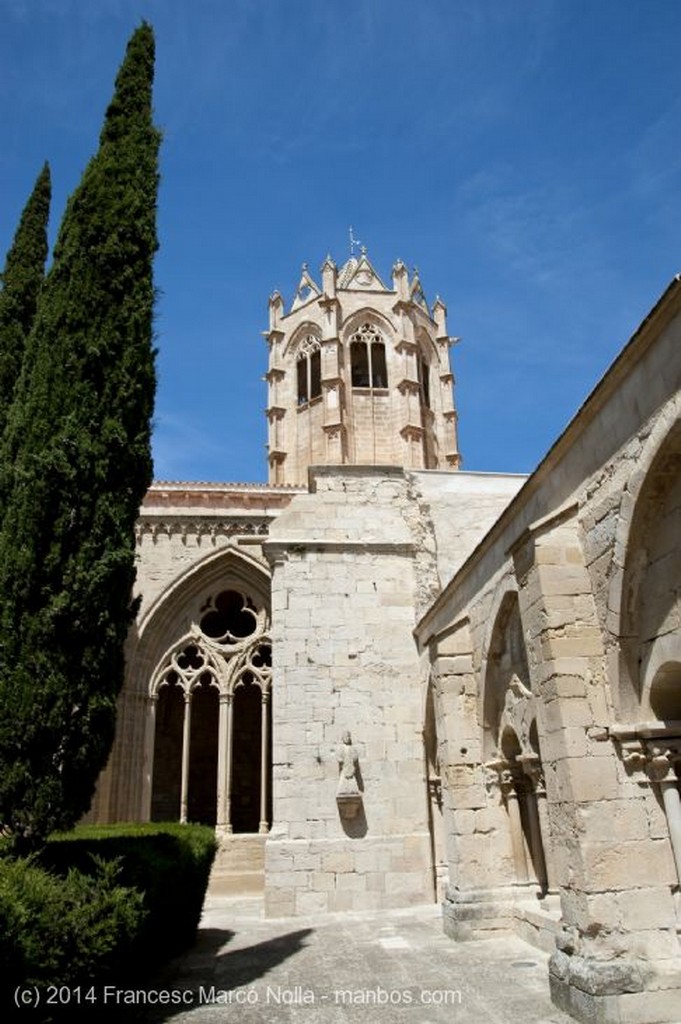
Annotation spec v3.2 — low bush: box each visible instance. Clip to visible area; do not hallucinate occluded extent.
[0,823,217,1021]
[42,822,217,964]
[0,855,145,1014]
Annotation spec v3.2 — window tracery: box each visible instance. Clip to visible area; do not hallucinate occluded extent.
[418,356,431,408]
[150,587,273,831]
[152,588,271,696]
[296,334,322,405]
[350,322,388,389]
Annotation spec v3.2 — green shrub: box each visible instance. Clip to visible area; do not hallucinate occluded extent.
[0,823,216,1021]
[43,822,217,964]
[0,855,144,1012]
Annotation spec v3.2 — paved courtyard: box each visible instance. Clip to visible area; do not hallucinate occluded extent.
[135,894,574,1023]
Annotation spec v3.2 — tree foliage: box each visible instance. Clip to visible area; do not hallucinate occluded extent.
[0,23,160,847]
[0,163,50,436]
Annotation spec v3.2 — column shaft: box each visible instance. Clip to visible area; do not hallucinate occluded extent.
[259,692,270,834]
[180,691,192,824]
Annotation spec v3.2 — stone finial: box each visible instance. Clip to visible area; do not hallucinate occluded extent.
[268,290,285,330]
[433,296,448,336]
[291,266,321,312]
[392,258,409,300]
[321,254,337,297]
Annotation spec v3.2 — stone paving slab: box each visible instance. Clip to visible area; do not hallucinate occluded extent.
[131,896,574,1024]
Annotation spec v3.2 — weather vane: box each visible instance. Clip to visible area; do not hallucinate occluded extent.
[349,225,364,257]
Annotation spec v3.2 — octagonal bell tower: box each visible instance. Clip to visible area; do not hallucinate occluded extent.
[264,251,461,486]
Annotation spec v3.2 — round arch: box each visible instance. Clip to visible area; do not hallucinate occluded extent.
[479,580,531,760]
[606,396,681,720]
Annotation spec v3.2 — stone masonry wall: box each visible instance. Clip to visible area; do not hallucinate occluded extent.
[417,286,681,1023]
[264,467,436,915]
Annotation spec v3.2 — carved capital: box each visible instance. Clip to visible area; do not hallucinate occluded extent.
[517,751,545,791]
[612,727,681,782]
[484,758,520,795]
[644,740,681,783]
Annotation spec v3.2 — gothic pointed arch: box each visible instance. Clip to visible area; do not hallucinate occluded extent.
[148,582,272,830]
[341,307,396,348]
[282,320,322,360]
[124,545,273,831]
[342,310,393,392]
[134,545,271,687]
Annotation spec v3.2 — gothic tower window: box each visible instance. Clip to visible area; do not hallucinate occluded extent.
[418,357,431,408]
[350,322,388,389]
[296,335,322,405]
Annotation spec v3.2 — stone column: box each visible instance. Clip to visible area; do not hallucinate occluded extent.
[499,766,530,883]
[429,621,527,940]
[533,774,557,894]
[259,690,270,834]
[630,737,681,885]
[660,776,681,884]
[223,692,234,832]
[179,690,192,824]
[140,693,158,820]
[216,692,232,830]
[519,753,554,894]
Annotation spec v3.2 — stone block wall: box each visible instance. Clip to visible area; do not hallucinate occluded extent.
[416,282,681,1023]
[349,390,396,464]
[264,466,437,915]
[413,471,526,586]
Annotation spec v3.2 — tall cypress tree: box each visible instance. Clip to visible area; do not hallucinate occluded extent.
[0,23,159,846]
[0,163,51,434]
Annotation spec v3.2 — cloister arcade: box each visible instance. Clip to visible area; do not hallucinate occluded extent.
[132,549,274,835]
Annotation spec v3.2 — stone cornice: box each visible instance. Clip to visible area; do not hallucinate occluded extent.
[135,515,273,545]
[264,367,286,382]
[143,481,303,514]
[400,424,425,440]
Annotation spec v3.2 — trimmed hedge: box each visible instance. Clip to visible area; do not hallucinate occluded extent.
[0,855,144,1018]
[0,823,217,1020]
[42,822,217,965]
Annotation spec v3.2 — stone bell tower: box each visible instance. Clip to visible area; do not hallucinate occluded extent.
[264,252,461,486]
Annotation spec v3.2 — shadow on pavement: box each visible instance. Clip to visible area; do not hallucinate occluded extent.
[132,927,315,1021]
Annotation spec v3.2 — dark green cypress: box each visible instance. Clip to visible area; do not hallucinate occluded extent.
[0,23,160,847]
[0,163,51,434]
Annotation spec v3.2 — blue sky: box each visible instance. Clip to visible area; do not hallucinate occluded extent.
[1,0,679,484]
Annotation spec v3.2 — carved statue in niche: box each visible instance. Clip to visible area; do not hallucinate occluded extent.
[336,731,363,819]
[337,731,360,796]
[500,673,534,755]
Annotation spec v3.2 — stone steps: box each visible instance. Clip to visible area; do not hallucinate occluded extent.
[513,896,562,954]
[209,833,266,895]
